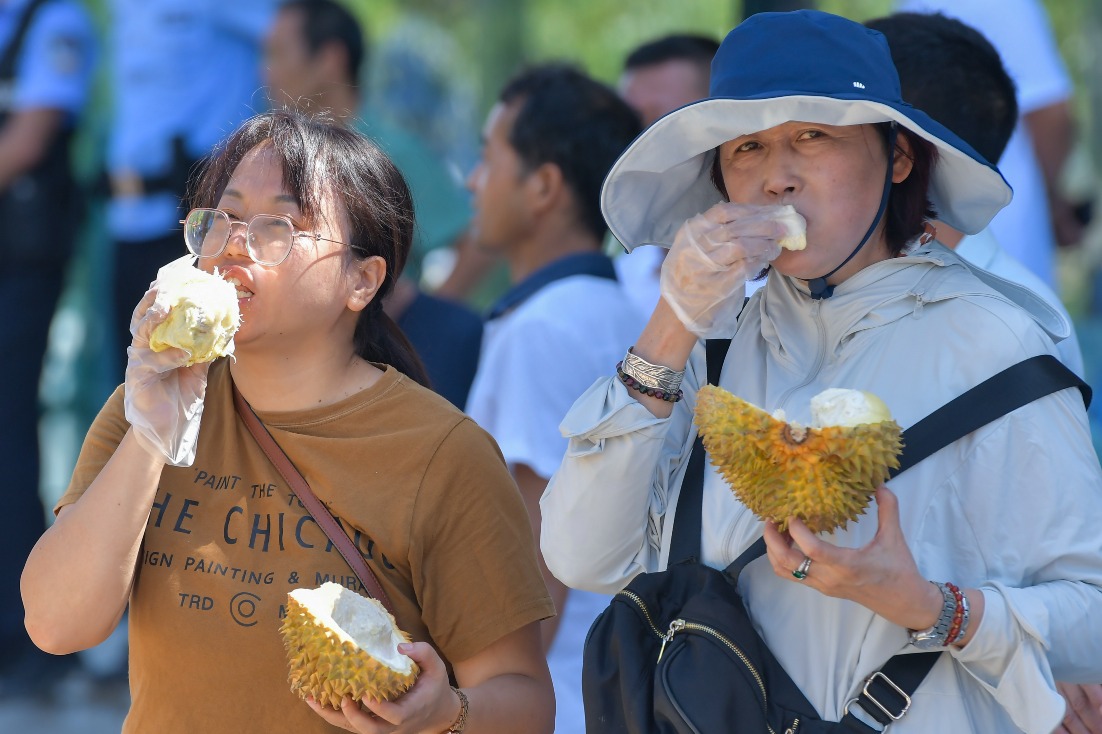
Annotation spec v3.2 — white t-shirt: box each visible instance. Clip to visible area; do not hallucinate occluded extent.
[467,268,644,733]
[897,0,1073,287]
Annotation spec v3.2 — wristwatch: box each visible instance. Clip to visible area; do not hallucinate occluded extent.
[907,581,955,650]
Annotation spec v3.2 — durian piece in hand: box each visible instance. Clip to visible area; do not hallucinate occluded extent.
[148,258,240,366]
[774,204,807,251]
[695,386,902,533]
[280,582,419,710]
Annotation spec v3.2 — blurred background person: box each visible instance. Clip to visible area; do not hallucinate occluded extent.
[105,0,277,372]
[866,10,1084,378]
[899,0,1088,288]
[464,64,642,733]
[614,33,718,320]
[0,0,95,699]
[263,0,482,408]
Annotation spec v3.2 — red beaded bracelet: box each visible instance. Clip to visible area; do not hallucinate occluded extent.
[944,582,965,646]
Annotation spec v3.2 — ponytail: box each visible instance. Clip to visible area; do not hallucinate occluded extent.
[353,300,431,388]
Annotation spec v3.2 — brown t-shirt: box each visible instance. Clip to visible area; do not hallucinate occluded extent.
[57,360,554,734]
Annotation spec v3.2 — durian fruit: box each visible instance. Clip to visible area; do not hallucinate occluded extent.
[148,263,240,366]
[695,386,902,533]
[774,204,807,251]
[280,582,419,710]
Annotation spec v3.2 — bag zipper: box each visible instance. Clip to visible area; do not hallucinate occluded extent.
[615,589,665,641]
[617,592,800,734]
[666,617,780,734]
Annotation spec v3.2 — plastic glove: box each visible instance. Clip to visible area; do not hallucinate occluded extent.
[124,256,211,467]
[660,203,792,338]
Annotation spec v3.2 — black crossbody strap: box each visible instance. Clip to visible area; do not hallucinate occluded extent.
[893,354,1089,476]
[669,338,731,565]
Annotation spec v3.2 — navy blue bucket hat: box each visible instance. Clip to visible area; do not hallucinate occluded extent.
[601,10,1012,251]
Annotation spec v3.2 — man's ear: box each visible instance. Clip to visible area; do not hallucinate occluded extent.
[892,133,915,184]
[524,161,565,214]
[347,255,387,312]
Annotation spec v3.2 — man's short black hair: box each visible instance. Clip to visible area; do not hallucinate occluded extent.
[499,64,642,241]
[280,0,365,86]
[623,34,720,72]
[866,12,1018,164]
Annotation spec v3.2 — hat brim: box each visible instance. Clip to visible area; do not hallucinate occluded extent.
[602,95,1012,251]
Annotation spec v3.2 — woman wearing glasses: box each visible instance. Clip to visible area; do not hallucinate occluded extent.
[21,111,555,734]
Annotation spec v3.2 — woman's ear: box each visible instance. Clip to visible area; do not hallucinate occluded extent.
[347,255,387,312]
[892,133,916,184]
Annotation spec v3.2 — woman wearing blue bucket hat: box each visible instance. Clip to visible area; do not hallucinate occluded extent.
[541,10,1102,733]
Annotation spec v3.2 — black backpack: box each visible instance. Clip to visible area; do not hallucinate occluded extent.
[582,340,1089,733]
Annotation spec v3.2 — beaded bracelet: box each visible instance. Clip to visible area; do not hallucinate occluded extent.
[947,587,971,646]
[617,361,684,402]
[944,582,965,645]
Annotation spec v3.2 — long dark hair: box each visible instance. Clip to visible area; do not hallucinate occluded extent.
[190,110,430,386]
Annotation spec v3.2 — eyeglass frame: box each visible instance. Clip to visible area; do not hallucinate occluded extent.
[180,207,349,266]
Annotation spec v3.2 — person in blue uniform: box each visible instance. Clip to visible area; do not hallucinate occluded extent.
[0,0,95,697]
[105,0,278,366]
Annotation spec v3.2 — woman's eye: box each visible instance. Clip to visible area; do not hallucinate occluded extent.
[799,129,825,140]
[735,141,760,153]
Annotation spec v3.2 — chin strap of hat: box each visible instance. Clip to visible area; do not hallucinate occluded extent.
[806,123,898,300]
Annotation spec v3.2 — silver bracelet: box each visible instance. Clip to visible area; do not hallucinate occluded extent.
[907,581,956,650]
[620,347,685,393]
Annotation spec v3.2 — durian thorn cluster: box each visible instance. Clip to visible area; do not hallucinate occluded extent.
[694,385,902,534]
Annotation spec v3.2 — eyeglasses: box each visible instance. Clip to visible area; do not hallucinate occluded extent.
[181,208,348,266]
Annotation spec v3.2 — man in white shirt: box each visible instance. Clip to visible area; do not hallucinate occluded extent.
[897,0,1084,287]
[465,64,643,733]
[613,34,720,320]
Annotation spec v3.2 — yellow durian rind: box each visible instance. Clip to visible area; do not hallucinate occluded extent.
[279,596,419,710]
[695,385,902,534]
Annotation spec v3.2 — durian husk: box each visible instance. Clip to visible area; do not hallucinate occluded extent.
[280,589,419,710]
[695,385,902,533]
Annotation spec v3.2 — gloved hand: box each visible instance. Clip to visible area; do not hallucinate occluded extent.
[660,202,787,338]
[124,256,211,467]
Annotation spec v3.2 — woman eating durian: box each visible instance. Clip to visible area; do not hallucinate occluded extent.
[22,110,555,734]
[540,10,1102,734]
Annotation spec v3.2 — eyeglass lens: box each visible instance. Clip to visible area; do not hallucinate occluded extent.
[184,210,294,265]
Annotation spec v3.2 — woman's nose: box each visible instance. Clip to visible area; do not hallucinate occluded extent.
[222,221,251,260]
[762,150,800,198]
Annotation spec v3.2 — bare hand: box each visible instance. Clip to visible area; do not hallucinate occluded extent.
[1054,682,1102,734]
[305,642,459,733]
[762,486,944,631]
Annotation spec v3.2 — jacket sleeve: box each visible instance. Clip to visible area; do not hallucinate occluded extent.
[539,343,706,594]
[945,386,1102,734]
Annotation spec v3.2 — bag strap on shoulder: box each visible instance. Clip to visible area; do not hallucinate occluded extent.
[669,339,730,565]
[231,381,397,615]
